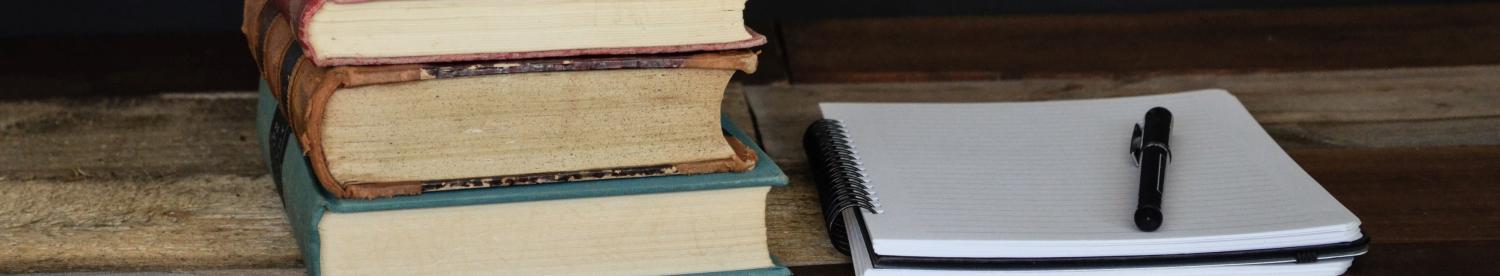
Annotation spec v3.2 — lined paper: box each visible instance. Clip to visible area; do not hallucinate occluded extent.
[821,90,1360,258]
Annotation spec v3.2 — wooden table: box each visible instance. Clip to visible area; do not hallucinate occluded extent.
[4,2,1499,275]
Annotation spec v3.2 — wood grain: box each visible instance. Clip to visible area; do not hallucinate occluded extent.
[1295,147,1500,244]
[0,176,300,272]
[0,96,264,180]
[746,66,1500,152]
[0,94,295,273]
[780,3,1500,83]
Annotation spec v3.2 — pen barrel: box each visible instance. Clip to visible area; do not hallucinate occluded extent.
[1135,107,1171,231]
[1137,106,1171,211]
[1135,149,1167,231]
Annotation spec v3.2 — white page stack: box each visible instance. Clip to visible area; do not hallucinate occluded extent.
[805,90,1366,276]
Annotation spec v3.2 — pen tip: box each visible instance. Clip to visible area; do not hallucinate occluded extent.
[1135,207,1163,232]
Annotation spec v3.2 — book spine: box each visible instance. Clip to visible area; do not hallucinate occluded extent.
[255,80,295,204]
[244,0,356,199]
[803,119,883,255]
[245,0,429,199]
[244,0,306,100]
[258,80,329,276]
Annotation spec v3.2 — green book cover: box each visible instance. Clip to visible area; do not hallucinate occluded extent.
[256,80,789,275]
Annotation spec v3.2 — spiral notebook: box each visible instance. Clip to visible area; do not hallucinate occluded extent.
[805,90,1366,275]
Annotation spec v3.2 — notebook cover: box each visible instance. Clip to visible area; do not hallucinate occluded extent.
[259,82,788,275]
[850,211,1368,270]
[243,10,760,199]
[803,119,1369,270]
[245,0,767,66]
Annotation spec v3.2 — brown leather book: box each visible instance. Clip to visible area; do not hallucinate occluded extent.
[244,0,760,199]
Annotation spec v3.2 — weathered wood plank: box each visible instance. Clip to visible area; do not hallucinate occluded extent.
[781,3,1500,83]
[1296,147,1500,244]
[1346,241,1500,275]
[765,160,850,265]
[746,66,1500,153]
[1,95,294,273]
[0,96,264,180]
[1264,118,1500,149]
[0,175,300,273]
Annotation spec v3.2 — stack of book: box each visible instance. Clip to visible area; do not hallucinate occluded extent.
[243,0,787,275]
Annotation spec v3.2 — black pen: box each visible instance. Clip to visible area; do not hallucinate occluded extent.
[1131,107,1172,232]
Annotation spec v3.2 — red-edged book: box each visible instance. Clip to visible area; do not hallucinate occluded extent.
[246,0,766,66]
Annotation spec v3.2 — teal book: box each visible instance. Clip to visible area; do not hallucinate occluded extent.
[257,81,790,275]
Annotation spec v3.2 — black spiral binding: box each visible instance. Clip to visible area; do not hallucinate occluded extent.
[804,119,882,255]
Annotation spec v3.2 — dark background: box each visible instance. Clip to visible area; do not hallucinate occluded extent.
[0,0,1489,98]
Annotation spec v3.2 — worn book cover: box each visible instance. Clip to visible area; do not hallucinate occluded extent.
[244,0,767,66]
[243,0,762,198]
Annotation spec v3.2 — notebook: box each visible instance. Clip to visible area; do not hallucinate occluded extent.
[804,90,1366,275]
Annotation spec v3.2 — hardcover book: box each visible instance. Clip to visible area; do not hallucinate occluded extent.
[243,0,766,66]
[244,3,762,199]
[257,81,790,275]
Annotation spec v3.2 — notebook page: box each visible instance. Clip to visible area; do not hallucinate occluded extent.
[820,90,1359,258]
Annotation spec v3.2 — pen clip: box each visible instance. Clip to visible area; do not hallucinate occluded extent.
[1130,123,1144,167]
